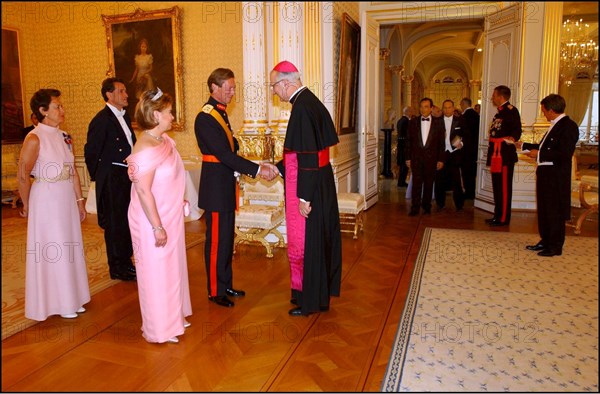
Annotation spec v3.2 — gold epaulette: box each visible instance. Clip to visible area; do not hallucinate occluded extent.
[202,104,214,114]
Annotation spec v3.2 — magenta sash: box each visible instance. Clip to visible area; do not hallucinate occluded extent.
[284,151,305,291]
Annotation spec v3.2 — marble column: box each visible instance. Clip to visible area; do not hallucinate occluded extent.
[275,1,304,133]
[242,2,268,134]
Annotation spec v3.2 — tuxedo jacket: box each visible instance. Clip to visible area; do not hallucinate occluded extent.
[443,115,466,162]
[461,108,480,155]
[405,116,446,166]
[84,105,136,202]
[523,115,579,220]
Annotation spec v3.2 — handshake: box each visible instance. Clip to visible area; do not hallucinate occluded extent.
[258,162,280,181]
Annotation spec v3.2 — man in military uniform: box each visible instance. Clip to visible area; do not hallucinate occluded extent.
[485,85,522,226]
[194,68,277,307]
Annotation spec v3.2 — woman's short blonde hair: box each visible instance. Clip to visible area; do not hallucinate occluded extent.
[135,88,173,130]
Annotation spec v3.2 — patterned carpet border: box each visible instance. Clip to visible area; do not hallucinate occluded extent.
[382,228,599,392]
[2,215,204,340]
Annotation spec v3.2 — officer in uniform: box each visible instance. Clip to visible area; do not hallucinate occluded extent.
[194,68,276,307]
[485,85,522,226]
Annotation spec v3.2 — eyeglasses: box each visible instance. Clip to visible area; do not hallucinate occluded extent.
[270,80,284,89]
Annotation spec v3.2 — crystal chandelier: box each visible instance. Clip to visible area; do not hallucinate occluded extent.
[560,18,599,86]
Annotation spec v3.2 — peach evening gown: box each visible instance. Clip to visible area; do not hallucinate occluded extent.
[127,134,192,343]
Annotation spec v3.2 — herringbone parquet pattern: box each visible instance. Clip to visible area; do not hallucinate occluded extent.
[2,180,597,392]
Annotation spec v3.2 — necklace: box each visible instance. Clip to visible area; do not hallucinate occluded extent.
[144,130,163,141]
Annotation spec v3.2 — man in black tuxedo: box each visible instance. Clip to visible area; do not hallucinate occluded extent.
[460,97,480,199]
[396,106,412,187]
[519,94,579,257]
[435,99,465,212]
[84,78,136,281]
[405,98,446,216]
[21,113,38,139]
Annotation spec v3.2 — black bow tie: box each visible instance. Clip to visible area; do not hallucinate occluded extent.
[421,117,430,121]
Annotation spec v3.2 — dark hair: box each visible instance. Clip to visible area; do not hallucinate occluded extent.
[30,89,61,122]
[135,88,174,130]
[442,99,455,107]
[420,97,434,107]
[101,77,125,102]
[137,38,151,54]
[461,97,472,106]
[540,94,566,114]
[207,68,234,93]
[494,85,511,100]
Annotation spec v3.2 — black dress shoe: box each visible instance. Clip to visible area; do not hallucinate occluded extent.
[538,249,562,257]
[488,219,509,227]
[526,242,545,251]
[226,288,245,297]
[110,271,136,281]
[408,210,419,216]
[484,217,497,224]
[288,307,304,316]
[126,265,136,274]
[288,306,329,316]
[208,295,234,307]
[423,209,431,215]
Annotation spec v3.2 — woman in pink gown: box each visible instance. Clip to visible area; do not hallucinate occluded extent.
[18,89,90,321]
[127,88,191,344]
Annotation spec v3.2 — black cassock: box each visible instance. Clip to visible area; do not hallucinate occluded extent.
[276,87,342,315]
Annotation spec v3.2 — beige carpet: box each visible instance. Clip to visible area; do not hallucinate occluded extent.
[1,216,204,339]
[383,228,599,392]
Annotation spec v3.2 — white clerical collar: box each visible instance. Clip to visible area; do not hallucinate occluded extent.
[551,113,566,125]
[107,103,126,117]
[289,85,307,101]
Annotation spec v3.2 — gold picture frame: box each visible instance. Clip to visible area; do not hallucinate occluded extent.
[102,6,184,130]
[336,13,361,135]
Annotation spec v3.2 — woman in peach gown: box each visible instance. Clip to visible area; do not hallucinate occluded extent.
[18,89,90,321]
[127,88,191,344]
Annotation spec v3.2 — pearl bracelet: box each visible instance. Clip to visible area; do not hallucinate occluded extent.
[152,226,164,232]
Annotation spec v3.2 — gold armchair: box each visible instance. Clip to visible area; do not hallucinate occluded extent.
[568,155,598,234]
[234,175,286,258]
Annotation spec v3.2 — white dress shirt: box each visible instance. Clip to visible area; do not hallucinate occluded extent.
[443,116,453,152]
[107,103,134,148]
[421,116,431,145]
[537,113,566,166]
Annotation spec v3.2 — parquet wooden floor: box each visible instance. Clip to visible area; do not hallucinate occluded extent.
[2,180,597,392]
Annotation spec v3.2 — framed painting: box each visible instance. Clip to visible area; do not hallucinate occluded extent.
[1,28,26,144]
[102,6,184,130]
[336,13,361,135]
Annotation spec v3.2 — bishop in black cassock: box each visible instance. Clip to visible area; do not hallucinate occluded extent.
[270,61,342,316]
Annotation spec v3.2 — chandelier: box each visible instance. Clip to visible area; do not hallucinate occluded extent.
[560,18,599,86]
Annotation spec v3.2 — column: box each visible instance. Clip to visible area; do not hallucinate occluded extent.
[469,79,481,105]
[276,1,304,133]
[242,2,268,134]
[401,74,414,109]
